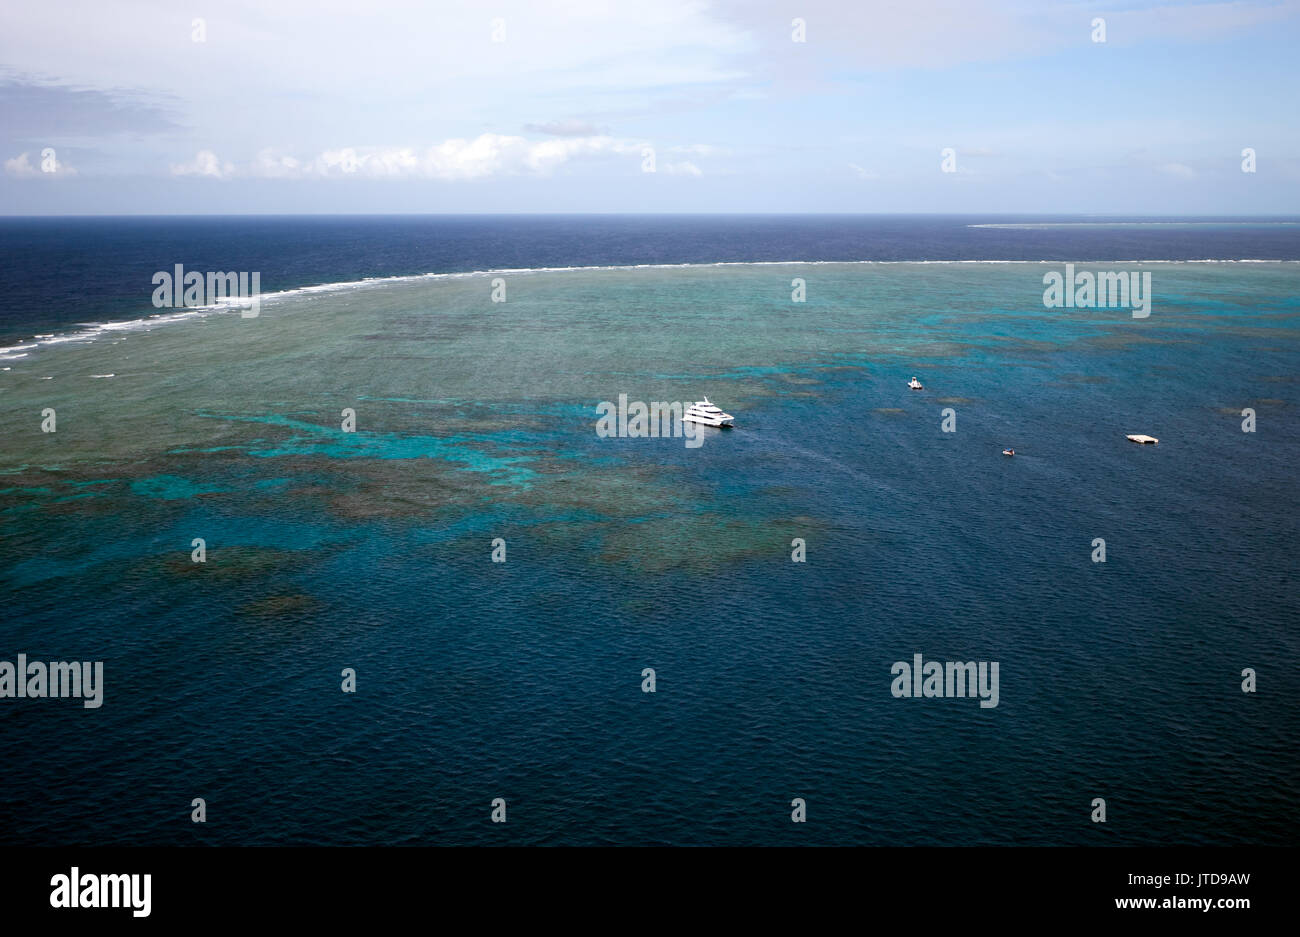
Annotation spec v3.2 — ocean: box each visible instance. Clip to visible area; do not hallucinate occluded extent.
[0,215,1296,845]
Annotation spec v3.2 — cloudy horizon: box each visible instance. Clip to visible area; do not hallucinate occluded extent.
[2,0,1298,214]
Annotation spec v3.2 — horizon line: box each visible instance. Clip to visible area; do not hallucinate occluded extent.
[4,211,1300,220]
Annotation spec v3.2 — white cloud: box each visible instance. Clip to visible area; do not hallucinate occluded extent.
[848,163,879,179]
[170,150,235,179]
[5,152,39,177]
[1157,162,1197,179]
[250,148,302,179]
[4,150,77,177]
[662,160,703,176]
[235,134,661,180]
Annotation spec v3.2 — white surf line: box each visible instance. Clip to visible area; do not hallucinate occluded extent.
[3,258,1298,363]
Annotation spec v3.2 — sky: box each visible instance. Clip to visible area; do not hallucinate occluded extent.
[1,0,1298,214]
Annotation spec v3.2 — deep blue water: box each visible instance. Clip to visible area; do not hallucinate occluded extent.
[0,216,1296,846]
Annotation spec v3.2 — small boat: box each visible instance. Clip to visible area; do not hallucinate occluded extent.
[683,398,734,427]
[1002,448,1015,456]
[1126,434,1158,444]
[907,376,923,390]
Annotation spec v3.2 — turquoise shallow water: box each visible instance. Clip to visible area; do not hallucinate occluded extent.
[1,260,1297,845]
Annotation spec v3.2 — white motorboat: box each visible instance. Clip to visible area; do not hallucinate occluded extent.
[907,376,923,390]
[683,398,734,427]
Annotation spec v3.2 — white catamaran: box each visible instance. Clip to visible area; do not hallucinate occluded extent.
[683,398,734,427]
